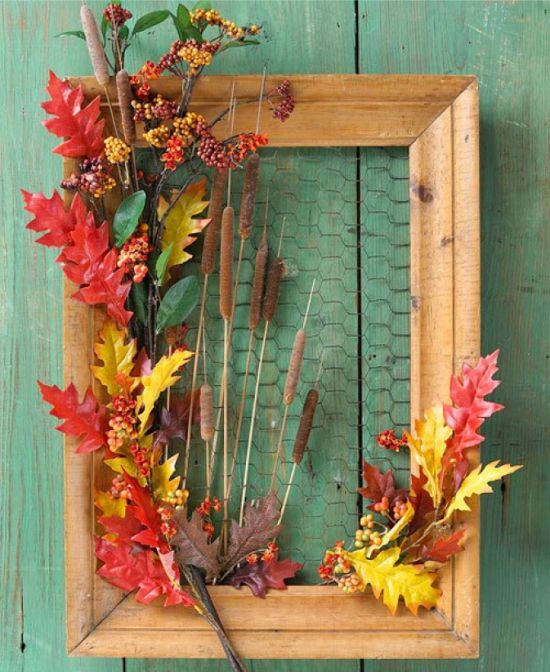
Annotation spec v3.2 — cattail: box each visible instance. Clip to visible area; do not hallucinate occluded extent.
[202,170,227,275]
[116,69,135,144]
[219,206,234,320]
[263,257,284,322]
[284,329,306,405]
[239,153,260,240]
[292,389,319,464]
[249,232,268,331]
[200,383,214,441]
[81,5,110,87]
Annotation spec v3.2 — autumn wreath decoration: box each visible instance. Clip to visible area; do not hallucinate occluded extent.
[23,1,521,667]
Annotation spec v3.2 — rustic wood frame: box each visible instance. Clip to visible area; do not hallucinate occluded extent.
[63,74,480,659]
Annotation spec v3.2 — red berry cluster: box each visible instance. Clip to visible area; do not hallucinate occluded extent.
[107,394,138,451]
[197,131,268,171]
[245,542,279,565]
[232,133,269,162]
[117,233,152,283]
[196,496,222,517]
[61,158,116,198]
[157,41,185,74]
[161,134,187,171]
[269,79,295,122]
[376,429,407,452]
[129,442,151,478]
[103,3,132,27]
[159,506,177,538]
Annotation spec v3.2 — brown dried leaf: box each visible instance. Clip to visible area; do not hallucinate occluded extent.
[172,510,222,580]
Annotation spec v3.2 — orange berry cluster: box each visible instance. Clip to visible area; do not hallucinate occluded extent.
[109,474,130,500]
[178,39,219,75]
[337,572,363,594]
[143,126,170,148]
[104,136,131,164]
[159,506,177,538]
[190,8,259,40]
[129,441,151,478]
[196,495,222,517]
[164,488,189,508]
[353,513,382,549]
[245,542,279,565]
[392,499,408,520]
[107,394,138,451]
[376,429,407,452]
[117,233,152,283]
[373,495,390,513]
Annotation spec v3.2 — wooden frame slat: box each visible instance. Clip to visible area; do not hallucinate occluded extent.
[63,74,480,659]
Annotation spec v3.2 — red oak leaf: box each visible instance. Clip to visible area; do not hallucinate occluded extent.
[359,461,407,511]
[409,470,435,533]
[125,475,169,552]
[57,214,110,285]
[94,538,193,607]
[73,249,132,325]
[228,557,303,598]
[421,529,466,563]
[22,189,86,247]
[42,71,105,158]
[38,381,107,453]
[442,351,504,489]
[98,513,143,545]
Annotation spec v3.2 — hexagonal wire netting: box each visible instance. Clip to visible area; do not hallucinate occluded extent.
[179,147,410,582]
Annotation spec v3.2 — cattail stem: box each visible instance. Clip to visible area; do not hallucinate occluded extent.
[269,405,290,491]
[277,462,297,525]
[222,318,230,548]
[239,320,269,525]
[182,277,209,490]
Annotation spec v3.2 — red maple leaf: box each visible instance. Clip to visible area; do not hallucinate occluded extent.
[228,557,303,598]
[421,528,466,563]
[94,539,193,607]
[124,475,169,552]
[442,351,504,489]
[57,214,110,285]
[22,189,87,247]
[42,71,105,158]
[359,461,407,510]
[38,381,108,453]
[73,249,132,325]
[409,470,435,533]
[98,513,143,544]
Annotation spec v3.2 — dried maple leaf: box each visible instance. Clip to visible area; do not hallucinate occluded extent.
[38,381,107,453]
[42,71,105,158]
[223,493,282,572]
[172,509,222,580]
[57,214,110,286]
[421,529,466,563]
[153,391,200,447]
[22,189,86,247]
[95,538,193,607]
[73,249,133,325]
[228,557,303,598]
[347,547,440,615]
[359,461,407,511]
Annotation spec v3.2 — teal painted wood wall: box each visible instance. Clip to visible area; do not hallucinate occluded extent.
[1,1,548,670]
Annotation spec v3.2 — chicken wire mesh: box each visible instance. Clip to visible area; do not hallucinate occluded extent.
[178,147,410,583]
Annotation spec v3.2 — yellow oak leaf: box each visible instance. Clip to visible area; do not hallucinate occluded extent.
[152,454,181,500]
[136,349,193,432]
[91,319,137,395]
[158,179,210,281]
[444,460,522,521]
[405,404,452,507]
[347,547,440,615]
[94,490,126,518]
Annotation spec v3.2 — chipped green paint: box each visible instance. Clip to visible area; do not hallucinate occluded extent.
[1,1,548,671]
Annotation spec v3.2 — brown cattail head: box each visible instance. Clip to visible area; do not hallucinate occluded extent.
[292,388,319,464]
[249,232,268,331]
[200,383,214,440]
[239,153,260,240]
[219,206,234,320]
[284,328,306,405]
[81,5,110,87]
[262,256,284,322]
[116,69,135,144]
[202,170,227,275]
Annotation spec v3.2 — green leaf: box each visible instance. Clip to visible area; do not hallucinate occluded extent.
[155,243,174,283]
[156,276,199,333]
[113,191,146,248]
[130,281,148,325]
[177,4,191,28]
[118,25,130,41]
[100,14,109,39]
[55,30,86,40]
[132,10,170,34]
[192,1,212,10]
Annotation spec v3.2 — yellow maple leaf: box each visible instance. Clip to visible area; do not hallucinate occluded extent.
[94,490,126,518]
[91,319,137,395]
[158,179,210,281]
[405,404,452,507]
[347,547,440,615]
[152,454,181,500]
[136,349,193,433]
[444,460,522,521]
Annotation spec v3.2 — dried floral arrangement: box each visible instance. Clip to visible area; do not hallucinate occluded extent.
[22,1,522,667]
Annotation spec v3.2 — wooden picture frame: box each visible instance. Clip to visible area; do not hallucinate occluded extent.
[63,74,480,659]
